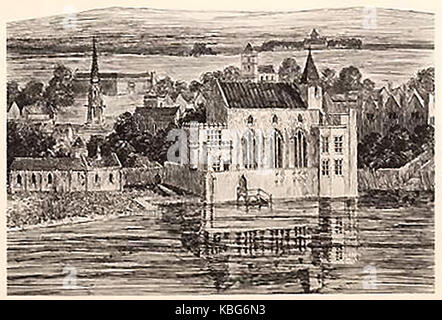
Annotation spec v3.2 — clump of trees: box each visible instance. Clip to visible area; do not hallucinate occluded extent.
[278,57,302,83]
[327,38,362,49]
[7,121,56,171]
[407,67,434,93]
[189,43,217,57]
[7,64,75,113]
[358,124,434,169]
[86,112,177,166]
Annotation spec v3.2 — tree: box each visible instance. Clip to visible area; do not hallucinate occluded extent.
[154,76,174,96]
[189,42,216,57]
[278,57,301,83]
[357,124,434,169]
[320,68,336,93]
[408,67,434,93]
[113,111,143,138]
[43,64,75,110]
[7,121,56,171]
[357,132,382,169]
[86,135,106,158]
[222,66,241,82]
[177,106,206,126]
[362,78,375,92]
[15,80,44,108]
[189,80,203,93]
[334,66,362,93]
[7,81,20,108]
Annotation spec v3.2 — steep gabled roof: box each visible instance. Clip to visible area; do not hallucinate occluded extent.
[300,49,320,84]
[384,94,402,111]
[408,89,426,109]
[217,81,306,109]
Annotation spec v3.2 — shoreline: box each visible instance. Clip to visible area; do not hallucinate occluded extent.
[6,45,434,59]
[7,189,433,232]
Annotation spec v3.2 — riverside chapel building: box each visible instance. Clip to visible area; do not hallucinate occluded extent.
[176,47,358,203]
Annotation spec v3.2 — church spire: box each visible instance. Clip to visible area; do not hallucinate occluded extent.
[86,36,105,126]
[90,36,99,83]
[301,48,320,84]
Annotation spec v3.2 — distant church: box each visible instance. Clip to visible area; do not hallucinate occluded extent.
[240,43,278,82]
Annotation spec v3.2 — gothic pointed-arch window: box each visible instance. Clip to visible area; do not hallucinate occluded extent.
[247,115,254,125]
[31,173,37,185]
[17,174,22,186]
[294,130,307,168]
[95,174,99,184]
[109,173,114,184]
[273,130,283,169]
[242,131,257,169]
[272,115,278,124]
[47,173,53,185]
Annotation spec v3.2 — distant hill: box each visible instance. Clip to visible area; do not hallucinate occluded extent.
[7,6,434,55]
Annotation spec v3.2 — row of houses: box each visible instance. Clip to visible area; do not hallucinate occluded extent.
[321,85,435,140]
[136,83,207,133]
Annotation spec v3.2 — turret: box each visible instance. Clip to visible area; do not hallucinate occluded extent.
[301,48,322,110]
[241,43,258,81]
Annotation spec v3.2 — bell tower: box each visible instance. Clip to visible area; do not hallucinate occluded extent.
[86,37,105,126]
[241,43,258,81]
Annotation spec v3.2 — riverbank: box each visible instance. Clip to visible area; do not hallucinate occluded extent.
[6,187,200,231]
[7,187,433,231]
[358,189,434,208]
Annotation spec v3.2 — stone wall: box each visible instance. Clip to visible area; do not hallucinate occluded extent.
[208,168,319,203]
[10,168,122,193]
[122,167,163,187]
[162,162,206,197]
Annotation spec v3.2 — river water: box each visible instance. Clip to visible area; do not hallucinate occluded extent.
[7,198,434,295]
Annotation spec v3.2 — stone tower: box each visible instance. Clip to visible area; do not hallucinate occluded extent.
[86,37,105,126]
[241,43,258,81]
[301,48,322,110]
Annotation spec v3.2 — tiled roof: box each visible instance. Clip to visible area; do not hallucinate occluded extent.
[217,81,306,109]
[10,157,86,171]
[11,153,122,171]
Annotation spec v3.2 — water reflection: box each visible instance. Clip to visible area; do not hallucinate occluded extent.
[159,198,359,294]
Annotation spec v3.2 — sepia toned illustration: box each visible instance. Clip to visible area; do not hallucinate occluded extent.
[6,6,434,295]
